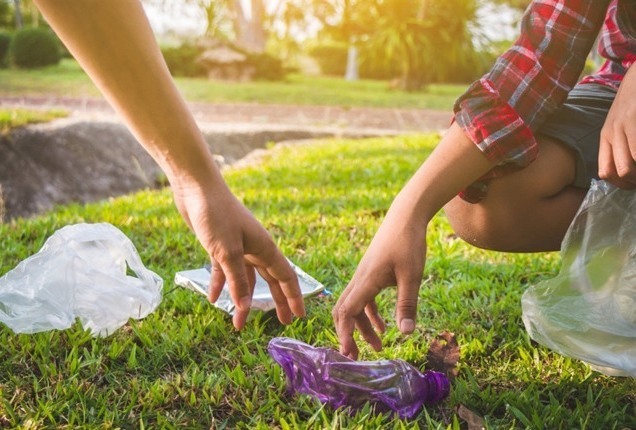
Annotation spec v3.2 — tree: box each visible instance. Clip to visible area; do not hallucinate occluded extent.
[0,0,13,29]
[188,0,266,53]
[309,0,378,80]
[266,0,307,64]
[228,0,265,53]
[12,0,22,29]
[0,0,41,30]
[145,0,266,53]
[362,0,483,90]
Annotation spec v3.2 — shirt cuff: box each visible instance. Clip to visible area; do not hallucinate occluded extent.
[452,78,539,202]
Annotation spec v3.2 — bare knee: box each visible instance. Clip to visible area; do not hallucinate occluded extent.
[444,196,525,251]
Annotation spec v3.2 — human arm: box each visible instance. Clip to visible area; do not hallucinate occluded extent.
[599,64,636,188]
[332,123,494,359]
[454,0,609,201]
[33,0,305,329]
[333,0,612,358]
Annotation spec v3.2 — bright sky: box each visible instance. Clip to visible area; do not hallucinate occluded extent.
[143,3,206,39]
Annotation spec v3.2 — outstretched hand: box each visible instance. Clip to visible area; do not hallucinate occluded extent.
[29,0,305,331]
[173,182,305,330]
[332,204,427,360]
[332,124,494,360]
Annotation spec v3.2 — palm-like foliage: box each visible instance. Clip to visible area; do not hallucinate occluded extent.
[364,0,483,90]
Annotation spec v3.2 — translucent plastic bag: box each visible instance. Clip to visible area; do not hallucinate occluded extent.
[268,337,450,419]
[0,223,163,337]
[522,180,636,377]
[175,260,325,319]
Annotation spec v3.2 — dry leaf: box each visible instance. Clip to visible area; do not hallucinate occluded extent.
[457,404,485,430]
[425,330,460,378]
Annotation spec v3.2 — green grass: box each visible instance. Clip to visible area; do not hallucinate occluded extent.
[0,59,463,110]
[0,60,100,99]
[0,135,634,429]
[0,108,68,134]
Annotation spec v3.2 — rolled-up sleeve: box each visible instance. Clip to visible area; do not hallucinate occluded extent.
[453,0,610,202]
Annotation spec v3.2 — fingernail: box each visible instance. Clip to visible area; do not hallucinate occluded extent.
[239,296,252,310]
[400,318,415,333]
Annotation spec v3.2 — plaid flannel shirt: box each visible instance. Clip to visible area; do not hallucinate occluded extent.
[454,0,636,203]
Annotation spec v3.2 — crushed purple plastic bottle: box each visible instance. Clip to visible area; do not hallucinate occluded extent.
[267,337,450,419]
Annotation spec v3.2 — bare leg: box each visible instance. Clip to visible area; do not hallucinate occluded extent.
[444,136,587,252]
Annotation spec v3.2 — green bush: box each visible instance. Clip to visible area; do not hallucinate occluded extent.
[358,45,401,80]
[161,43,205,77]
[308,44,348,76]
[10,27,61,68]
[0,32,10,68]
[309,43,400,80]
[245,52,286,81]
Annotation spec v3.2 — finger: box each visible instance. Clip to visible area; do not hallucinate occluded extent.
[364,300,386,334]
[217,256,253,330]
[333,302,359,360]
[626,120,636,161]
[395,270,421,335]
[256,267,293,325]
[610,131,636,187]
[598,133,614,181]
[333,280,383,359]
[246,263,256,292]
[598,136,630,187]
[208,259,226,303]
[232,276,254,330]
[356,310,382,352]
[254,255,305,318]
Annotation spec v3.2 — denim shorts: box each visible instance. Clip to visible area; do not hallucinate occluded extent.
[536,83,617,189]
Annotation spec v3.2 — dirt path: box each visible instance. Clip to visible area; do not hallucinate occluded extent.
[1,95,452,134]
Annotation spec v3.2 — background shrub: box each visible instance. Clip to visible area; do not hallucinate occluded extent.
[0,32,10,68]
[161,43,205,77]
[309,43,401,80]
[308,44,348,76]
[244,52,286,81]
[10,27,60,68]
[161,42,286,81]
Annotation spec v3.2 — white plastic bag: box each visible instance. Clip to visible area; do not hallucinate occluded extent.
[174,259,325,319]
[0,223,163,337]
[522,180,636,377]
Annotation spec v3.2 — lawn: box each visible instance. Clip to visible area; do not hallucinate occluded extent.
[0,59,464,110]
[0,108,68,134]
[0,134,634,429]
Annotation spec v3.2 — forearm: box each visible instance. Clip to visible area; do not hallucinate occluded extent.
[388,123,494,225]
[453,1,609,190]
[33,0,221,189]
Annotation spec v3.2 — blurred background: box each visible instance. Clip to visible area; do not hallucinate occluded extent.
[0,0,540,92]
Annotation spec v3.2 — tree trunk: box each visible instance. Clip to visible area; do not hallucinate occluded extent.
[399,55,424,92]
[231,0,266,53]
[203,3,216,37]
[13,0,23,29]
[344,43,358,81]
[249,0,266,52]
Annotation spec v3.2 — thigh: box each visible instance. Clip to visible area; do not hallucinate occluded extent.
[444,136,586,252]
[445,83,615,252]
